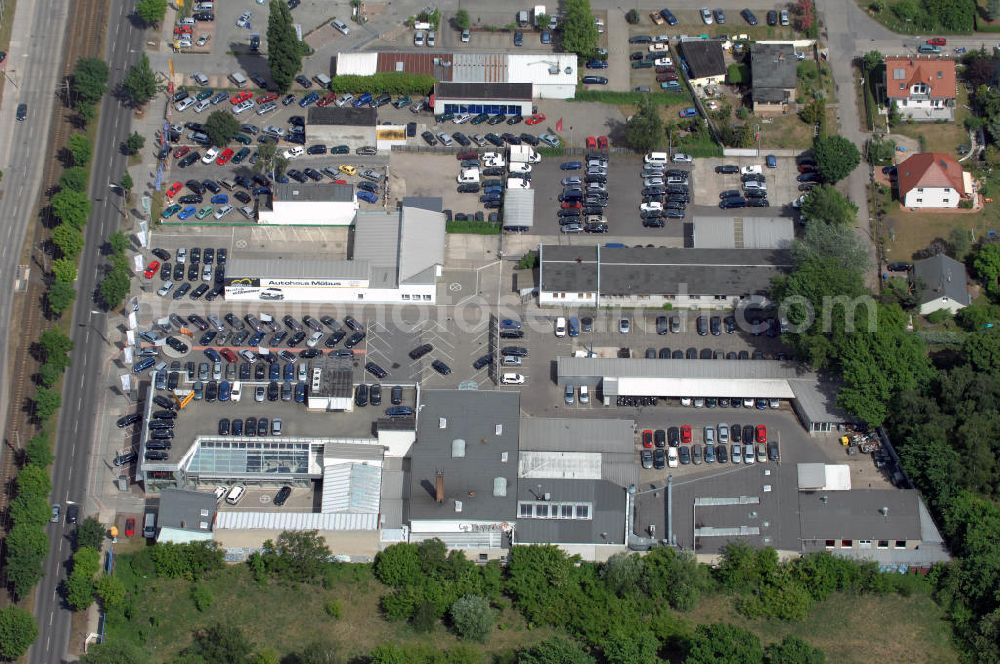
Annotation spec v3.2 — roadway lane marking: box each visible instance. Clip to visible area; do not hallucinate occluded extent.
[48,612,53,626]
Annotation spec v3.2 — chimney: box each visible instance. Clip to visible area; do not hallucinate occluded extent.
[435,472,445,503]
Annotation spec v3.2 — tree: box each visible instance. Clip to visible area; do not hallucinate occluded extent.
[183,623,253,664]
[764,635,825,664]
[800,185,857,226]
[454,8,471,30]
[624,96,664,152]
[25,432,54,467]
[814,135,860,183]
[5,523,49,597]
[119,172,133,195]
[926,0,974,31]
[973,242,1000,299]
[449,595,494,642]
[80,642,147,664]
[52,223,84,258]
[124,131,145,155]
[625,8,640,23]
[66,547,101,611]
[685,623,764,664]
[76,516,106,551]
[0,607,38,661]
[71,57,109,109]
[561,0,599,59]
[791,221,870,272]
[99,266,131,310]
[10,494,51,528]
[204,110,241,148]
[51,188,91,229]
[59,166,89,192]
[16,463,52,498]
[267,0,304,93]
[122,53,158,107]
[260,530,332,583]
[34,386,62,420]
[134,0,167,27]
[67,133,93,167]
[48,280,78,316]
[40,328,74,363]
[373,542,422,587]
[989,0,1000,19]
[39,362,63,387]
[519,637,596,664]
[949,227,972,261]
[109,231,129,255]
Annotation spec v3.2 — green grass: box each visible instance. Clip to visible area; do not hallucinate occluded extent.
[573,89,689,106]
[446,220,500,234]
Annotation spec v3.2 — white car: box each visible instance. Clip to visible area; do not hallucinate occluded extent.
[700,7,714,24]
[641,201,663,212]
[202,147,219,164]
[231,99,255,114]
[671,153,692,163]
[414,31,425,46]
[214,205,233,220]
[500,372,526,385]
[194,100,210,113]
[283,146,304,159]
[174,97,195,112]
[649,43,668,52]
[741,164,763,175]
[792,194,806,208]
[643,177,664,187]
[555,316,567,337]
[653,57,673,66]
[667,447,679,468]
[178,17,196,26]
[453,113,473,124]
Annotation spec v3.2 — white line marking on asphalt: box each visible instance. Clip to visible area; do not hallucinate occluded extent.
[48,612,53,626]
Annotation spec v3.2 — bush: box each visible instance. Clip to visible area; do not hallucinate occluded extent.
[926,309,953,324]
[190,583,214,611]
[324,599,342,618]
[0,607,38,660]
[329,73,436,95]
[450,594,494,641]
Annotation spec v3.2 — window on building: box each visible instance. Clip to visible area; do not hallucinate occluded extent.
[479,553,488,562]
[825,540,835,548]
[519,503,531,517]
[943,199,950,204]
[876,540,888,549]
[895,540,906,549]
[859,540,872,549]
[561,504,573,518]
[423,295,431,301]
[401,294,410,300]
[578,293,586,298]
[535,504,549,517]
[517,501,594,520]
[689,295,701,300]
[917,187,924,192]
[916,198,923,203]
[357,294,364,299]
[576,504,590,519]
[841,539,853,547]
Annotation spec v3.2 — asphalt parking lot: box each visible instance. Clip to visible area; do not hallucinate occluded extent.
[693,156,805,209]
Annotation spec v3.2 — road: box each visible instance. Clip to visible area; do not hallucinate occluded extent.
[0,0,72,475]
[27,0,144,660]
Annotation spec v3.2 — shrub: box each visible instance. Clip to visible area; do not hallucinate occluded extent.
[324,599,342,618]
[329,73,436,95]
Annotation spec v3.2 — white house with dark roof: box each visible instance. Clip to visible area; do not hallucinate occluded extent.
[912,253,971,315]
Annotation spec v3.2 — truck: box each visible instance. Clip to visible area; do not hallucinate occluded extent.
[534,5,546,26]
[508,144,541,164]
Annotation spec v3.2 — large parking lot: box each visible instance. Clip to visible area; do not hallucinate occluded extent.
[693,156,806,209]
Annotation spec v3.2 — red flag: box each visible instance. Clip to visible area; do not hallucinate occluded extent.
[556,117,563,132]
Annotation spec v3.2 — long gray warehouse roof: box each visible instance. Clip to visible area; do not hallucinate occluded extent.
[557,357,808,381]
[227,257,370,281]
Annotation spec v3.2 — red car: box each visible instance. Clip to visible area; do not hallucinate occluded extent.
[316,93,338,107]
[334,179,347,185]
[216,148,235,165]
[560,201,581,209]
[230,90,253,104]
[641,429,654,449]
[173,145,191,159]
[257,92,278,104]
[220,348,238,363]
[124,518,135,537]
[173,25,193,35]
[143,260,160,279]
[525,113,546,125]
[586,136,597,150]
[680,424,692,444]
[926,37,947,46]
[755,425,767,444]
[166,181,183,198]
[598,136,609,150]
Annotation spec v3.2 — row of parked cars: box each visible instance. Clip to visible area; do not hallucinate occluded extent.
[639,423,778,468]
[557,150,614,234]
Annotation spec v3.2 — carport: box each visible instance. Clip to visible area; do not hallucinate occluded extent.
[503,188,534,231]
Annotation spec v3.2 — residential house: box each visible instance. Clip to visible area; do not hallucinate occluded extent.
[896,152,971,209]
[750,43,798,113]
[912,253,971,315]
[679,40,727,89]
[884,56,956,121]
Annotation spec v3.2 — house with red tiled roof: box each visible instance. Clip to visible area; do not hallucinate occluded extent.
[884,56,956,121]
[896,152,972,209]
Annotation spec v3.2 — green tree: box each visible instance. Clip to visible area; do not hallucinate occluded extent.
[561,0,599,59]
[267,0,304,93]
[624,96,664,152]
[260,530,332,583]
[79,642,147,664]
[51,188,91,229]
[25,432,54,467]
[956,302,1000,330]
[373,542,422,587]
[449,595,494,642]
[800,184,857,226]
[94,575,127,611]
[519,637,596,664]
[99,267,131,310]
[48,280,78,315]
[988,0,1000,20]
[34,386,62,420]
[122,53,159,107]
[38,362,63,387]
[10,494,51,528]
[120,171,133,195]
[76,516,106,551]
[814,135,860,183]
[59,166,89,192]
[40,328,74,362]
[71,57,109,109]
[16,463,52,498]
[601,623,659,664]
[109,230,129,254]
[183,623,253,664]
[66,547,101,611]
[454,8,471,30]
[685,623,764,664]
[134,0,168,27]
[791,219,870,272]
[973,243,1000,299]
[764,635,826,664]
[52,223,84,258]
[67,133,93,167]
[204,110,241,148]
[124,131,145,155]
[926,0,974,31]
[0,607,39,661]
[5,523,49,597]
[962,330,1000,373]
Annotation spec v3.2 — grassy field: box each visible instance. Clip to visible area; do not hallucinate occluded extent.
[687,591,958,664]
[892,87,971,157]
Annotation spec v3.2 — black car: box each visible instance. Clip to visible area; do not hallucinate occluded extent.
[472,353,493,370]
[457,183,481,193]
[500,346,528,357]
[325,329,346,347]
[767,9,778,25]
[257,418,269,436]
[409,343,433,360]
[421,131,438,146]
[177,152,199,168]
[355,384,369,407]
[797,172,821,183]
[295,74,312,88]
[218,418,231,436]
[345,331,365,349]
[234,190,252,204]
[715,164,739,174]
[344,316,362,331]
[720,197,747,209]
[273,486,292,506]
[366,361,388,379]
[741,8,758,25]
[431,360,452,375]
[116,413,141,428]
[370,384,383,406]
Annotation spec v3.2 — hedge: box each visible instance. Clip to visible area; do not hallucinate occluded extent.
[329,73,436,96]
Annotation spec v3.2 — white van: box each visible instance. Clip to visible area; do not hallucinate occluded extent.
[230,381,243,402]
[554,316,567,337]
[740,165,763,175]
[579,385,589,403]
[229,71,248,88]
[314,73,332,87]
[644,151,669,164]
[225,485,246,505]
[457,168,480,184]
[501,372,525,385]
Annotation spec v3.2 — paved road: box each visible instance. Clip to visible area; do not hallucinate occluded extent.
[27,0,145,660]
[0,0,72,472]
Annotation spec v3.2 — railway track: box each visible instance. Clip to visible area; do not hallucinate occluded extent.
[0,0,107,524]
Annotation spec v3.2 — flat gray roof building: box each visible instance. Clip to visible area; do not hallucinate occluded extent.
[691,215,795,249]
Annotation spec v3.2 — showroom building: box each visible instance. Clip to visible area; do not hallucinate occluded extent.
[257,182,358,226]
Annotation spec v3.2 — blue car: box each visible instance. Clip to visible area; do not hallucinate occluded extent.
[204,348,221,363]
[353,92,373,107]
[219,380,231,402]
[679,107,698,118]
[560,161,582,170]
[585,59,609,69]
[568,316,580,337]
[386,406,415,417]
[660,8,678,25]
[210,193,228,205]
[356,190,378,204]
[299,91,320,107]
[249,331,265,346]
[178,205,197,220]
[765,154,777,168]
[294,382,306,403]
[660,81,681,90]
[133,357,155,373]
[252,186,271,196]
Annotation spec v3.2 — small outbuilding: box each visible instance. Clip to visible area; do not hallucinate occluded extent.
[679,40,727,88]
[750,43,798,113]
[306,106,377,150]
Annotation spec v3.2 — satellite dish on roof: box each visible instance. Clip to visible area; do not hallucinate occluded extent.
[548,65,559,75]
[565,67,573,74]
